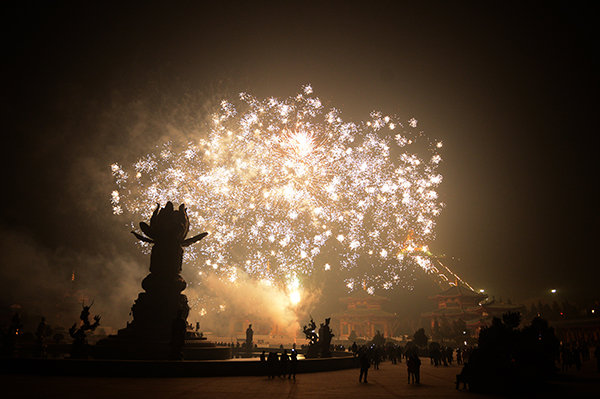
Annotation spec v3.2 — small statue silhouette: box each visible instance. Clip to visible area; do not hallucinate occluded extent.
[303,317,334,358]
[319,318,335,358]
[246,324,254,349]
[302,318,318,345]
[69,301,101,359]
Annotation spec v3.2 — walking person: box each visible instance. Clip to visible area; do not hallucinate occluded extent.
[407,354,421,384]
[267,351,278,379]
[359,352,370,383]
[414,354,421,384]
[351,341,358,356]
[288,349,298,379]
[279,349,289,377]
[260,350,267,376]
[594,345,600,373]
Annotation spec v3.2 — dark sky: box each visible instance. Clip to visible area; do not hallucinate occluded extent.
[1,1,598,325]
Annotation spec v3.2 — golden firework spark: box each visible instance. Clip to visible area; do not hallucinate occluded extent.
[111,85,445,292]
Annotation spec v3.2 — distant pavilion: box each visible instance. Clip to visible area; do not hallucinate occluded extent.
[421,284,525,332]
[331,290,397,340]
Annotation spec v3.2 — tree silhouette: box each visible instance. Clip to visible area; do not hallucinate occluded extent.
[413,327,428,348]
[464,312,559,393]
[348,330,357,342]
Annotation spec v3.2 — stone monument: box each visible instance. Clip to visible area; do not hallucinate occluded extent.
[94,202,231,360]
[245,324,253,351]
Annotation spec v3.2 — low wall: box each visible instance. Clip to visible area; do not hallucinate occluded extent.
[0,355,358,378]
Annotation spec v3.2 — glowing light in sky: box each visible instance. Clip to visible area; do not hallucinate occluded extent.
[111,85,445,292]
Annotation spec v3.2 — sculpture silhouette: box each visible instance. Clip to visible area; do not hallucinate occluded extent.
[303,317,334,358]
[69,301,101,359]
[128,202,207,340]
[93,202,223,359]
[319,318,334,358]
[245,324,253,350]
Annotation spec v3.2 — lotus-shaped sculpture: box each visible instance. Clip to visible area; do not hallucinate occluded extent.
[132,202,207,246]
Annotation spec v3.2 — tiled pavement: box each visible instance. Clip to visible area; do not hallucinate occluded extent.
[2,357,598,398]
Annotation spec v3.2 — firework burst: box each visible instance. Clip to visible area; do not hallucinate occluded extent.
[111,85,444,293]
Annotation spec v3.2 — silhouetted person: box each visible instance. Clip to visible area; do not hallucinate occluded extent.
[414,355,421,383]
[429,347,435,364]
[279,350,289,377]
[267,351,278,378]
[573,346,582,371]
[456,362,472,389]
[351,341,358,356]
[3,312,22,357]
[561,345,571,371]
[34,317,48,357]
[288,349,298,379]
[260,350,267,376]
[432,347,440,366]
[441,348,448,366]
[359,351,370,383]
[373,346,381,369]
[407,354,421,383]
[390,346,397,364]
[582,341,590,361]
[594,346,600,373]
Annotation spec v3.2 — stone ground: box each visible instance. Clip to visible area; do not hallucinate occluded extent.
[2,357,598,399]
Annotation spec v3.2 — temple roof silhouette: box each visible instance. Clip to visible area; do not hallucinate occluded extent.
[428,284,488,302]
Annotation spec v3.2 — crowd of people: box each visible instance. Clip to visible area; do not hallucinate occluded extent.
[352,342,425,384]
[428,345,474,366]
[259,349,299,379]
[560,340,599,372]
[252,341,484,385]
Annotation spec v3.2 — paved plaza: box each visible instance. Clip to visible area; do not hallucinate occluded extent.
[2,357,598,398]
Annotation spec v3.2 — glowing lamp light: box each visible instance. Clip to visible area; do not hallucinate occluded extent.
[551,289,557,294]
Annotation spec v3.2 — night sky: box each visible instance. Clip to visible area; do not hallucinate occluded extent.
[1,2,598,327]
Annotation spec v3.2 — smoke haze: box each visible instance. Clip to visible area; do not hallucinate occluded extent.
[2,2,598,334]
